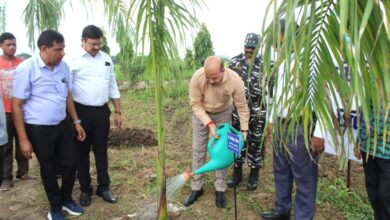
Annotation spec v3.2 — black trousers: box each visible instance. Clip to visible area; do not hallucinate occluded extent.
[0,144,5,186]
[75,102,111,193]
[362,152,390,220]
[25,120,77,212]
[4,113,29,180]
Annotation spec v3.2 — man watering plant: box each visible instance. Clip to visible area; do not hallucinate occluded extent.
[185,56,249,208]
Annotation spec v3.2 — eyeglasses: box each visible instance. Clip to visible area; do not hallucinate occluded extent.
[85,41,102,48]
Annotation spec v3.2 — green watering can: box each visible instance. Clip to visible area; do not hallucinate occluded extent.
[191,123,244,176]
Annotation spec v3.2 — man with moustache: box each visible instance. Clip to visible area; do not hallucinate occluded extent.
[227,33,266,191]
[12,30,86,220]
[185,56,249,208]
[68,25,121,206]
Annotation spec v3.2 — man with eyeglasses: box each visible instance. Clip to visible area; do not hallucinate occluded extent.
[185,56,249,208]
[227,33,266,191]
[68,25,122,206]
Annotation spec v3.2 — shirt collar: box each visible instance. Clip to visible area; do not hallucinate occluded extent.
[80,49,101,58]
[37,53,49,68]
[221,68,228,83]
[238,53,246,61]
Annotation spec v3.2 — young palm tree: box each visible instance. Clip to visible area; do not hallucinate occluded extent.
[128,0,199,218]
[21,0,199,218]
[261,0,389,160]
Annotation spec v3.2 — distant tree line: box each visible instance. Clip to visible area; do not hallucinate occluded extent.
[114,23,215,83]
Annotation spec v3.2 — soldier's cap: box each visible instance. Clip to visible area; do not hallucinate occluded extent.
[244,33,260,48]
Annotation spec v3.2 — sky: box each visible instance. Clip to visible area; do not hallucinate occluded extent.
[3,0,271,59]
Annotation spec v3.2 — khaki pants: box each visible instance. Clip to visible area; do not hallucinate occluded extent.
[191,108,232,192]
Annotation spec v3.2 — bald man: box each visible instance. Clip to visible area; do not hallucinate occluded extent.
[185,56,249,208]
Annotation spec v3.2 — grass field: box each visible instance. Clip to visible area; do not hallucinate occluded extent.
[0,87,373,220]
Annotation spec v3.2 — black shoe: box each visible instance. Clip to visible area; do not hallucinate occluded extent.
[259,210,290,220]
[247,167,260,191]
[79,192,91,206]
[227,165,242,188]
[184,188,203,207]
[215,191,226,208]
[96,190,117,203]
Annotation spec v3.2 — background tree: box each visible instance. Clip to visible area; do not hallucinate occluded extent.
[100,27,111,55]
[183,48,196,71]
[193,23,214,68]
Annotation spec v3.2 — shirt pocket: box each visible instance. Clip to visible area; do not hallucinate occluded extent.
[55,82,68,98]
[103,65,111,81]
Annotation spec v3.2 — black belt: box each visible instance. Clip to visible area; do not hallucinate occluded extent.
[25,119,66,128]
[74,102,108,109]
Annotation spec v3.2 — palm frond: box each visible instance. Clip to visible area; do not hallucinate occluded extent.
[263,0,389,163]
[23,0,65,49]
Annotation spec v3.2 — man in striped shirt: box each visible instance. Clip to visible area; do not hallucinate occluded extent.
[356,106,390,220]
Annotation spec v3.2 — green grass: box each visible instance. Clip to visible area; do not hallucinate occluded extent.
[317,178,373,220]
[114,64,126,81]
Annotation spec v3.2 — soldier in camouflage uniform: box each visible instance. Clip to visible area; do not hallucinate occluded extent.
[227,33,266,191]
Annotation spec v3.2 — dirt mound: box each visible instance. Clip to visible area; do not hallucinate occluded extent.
[108,128,158,147]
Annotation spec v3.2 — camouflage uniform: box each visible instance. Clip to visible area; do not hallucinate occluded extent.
[229,53,265,169]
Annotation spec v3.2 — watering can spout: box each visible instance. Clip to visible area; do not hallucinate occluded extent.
[193,159,226,175]
[192,123,244,175]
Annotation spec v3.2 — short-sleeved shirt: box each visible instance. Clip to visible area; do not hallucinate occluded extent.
[0,56,23,112]
[360,106,390,159]
[67,50,120,106]
[13,55,72,125]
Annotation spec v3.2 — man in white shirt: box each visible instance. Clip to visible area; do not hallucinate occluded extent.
[259,19,324,220]
[68,25,122,206]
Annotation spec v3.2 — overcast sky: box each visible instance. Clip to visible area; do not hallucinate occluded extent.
[4,0,271,59]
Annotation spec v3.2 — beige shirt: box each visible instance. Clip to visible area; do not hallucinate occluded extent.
[189,67,249,130]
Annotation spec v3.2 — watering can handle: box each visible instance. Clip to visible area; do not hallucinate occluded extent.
[207,123,244,152]
[207,124,225,152]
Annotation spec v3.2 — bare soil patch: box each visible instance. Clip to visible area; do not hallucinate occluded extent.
[108,128,158,148]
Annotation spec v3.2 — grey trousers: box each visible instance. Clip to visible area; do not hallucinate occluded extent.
[191,108,232,192]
